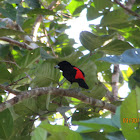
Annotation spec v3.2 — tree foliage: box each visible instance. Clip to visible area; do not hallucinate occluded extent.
[0,0,140,139]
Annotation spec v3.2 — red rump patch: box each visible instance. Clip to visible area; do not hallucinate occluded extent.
[73,67,85,81]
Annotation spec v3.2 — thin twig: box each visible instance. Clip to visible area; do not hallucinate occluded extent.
[7,76,28,87]
[114,0,140,18]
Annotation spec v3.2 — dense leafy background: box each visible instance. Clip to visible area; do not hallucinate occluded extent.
[0,0,140,139]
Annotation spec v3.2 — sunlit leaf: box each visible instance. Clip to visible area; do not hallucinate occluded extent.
[80,31,115,51]
[31,127,47,140]
[101,9,129,25]
[99,40,133,55]
[94,0,112,10]
[73,5,86,16]
[87,6,101,20]
[66,0,84,15]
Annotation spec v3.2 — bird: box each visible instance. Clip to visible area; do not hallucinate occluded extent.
[54,61,89,89]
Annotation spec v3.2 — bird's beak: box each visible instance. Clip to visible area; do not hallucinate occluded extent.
[54,65,60,69]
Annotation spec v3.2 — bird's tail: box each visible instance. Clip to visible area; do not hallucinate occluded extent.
[77,79,89,89]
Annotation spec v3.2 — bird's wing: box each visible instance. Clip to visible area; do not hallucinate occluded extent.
[79,68,85,77]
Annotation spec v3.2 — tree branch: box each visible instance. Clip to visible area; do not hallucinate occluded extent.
[47,0,57,10]
[0,84,20,95]
[0,18,39,49]
[32,15,43,41]
[111,64,119,100]
[0,37,32,50]
[114,0,140,18]
[0,85,116,113]
[126,0,136,10]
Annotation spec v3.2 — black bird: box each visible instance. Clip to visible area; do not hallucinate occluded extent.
[55,61,89,89]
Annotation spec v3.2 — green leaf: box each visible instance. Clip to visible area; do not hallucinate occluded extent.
[9,136,31,140]
[66,0,84,15]
[22,17,36,30]
[112,106,121,129]
[99,49,140,64]
[36,95,49,111]
[14,98,38,116]
[126,29,140,47]
[94,0,113,10]
[54,4,65,11]
[0,109,13,139]
[89,52,111,72]
[82,82,106,99]
[129,68,140,89]
[0,96,2,103]
[10,67,28,82]
[18,48,40,68]
[60,45,75,57]
[0,63,11,83]
[72,107,99,121]
[24,0,40,8]
[10,116,33,138]
[99,40,133,55]
[0,3,16,20]
[106,131,125,140]
[101,9,129,25]
[40,48,55,60]
[73,118,119,133]
[60,51,83,64]
[80,31,115,51]
[120,87,140,140]
[5,0,22,4]
[40,122,82,140]
[32,61,60,87]
[0,28,26,37]
[87,6,101,21]
[16,6,26,26]
[82,131,109,140]
[73,5,86,16]
[0,44,10,58]
[80,31,101,51]
[31,127,47,140]
[40,47,55,60]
